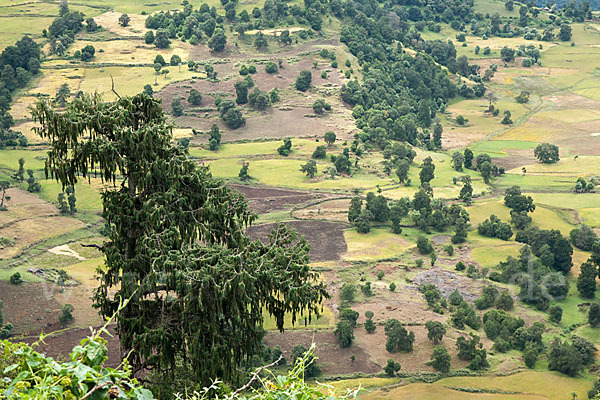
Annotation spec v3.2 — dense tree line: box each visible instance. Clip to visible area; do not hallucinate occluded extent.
[335,0,481,150]
[0,34,41,147]
[145,1,221,49]
[45,3,84,55]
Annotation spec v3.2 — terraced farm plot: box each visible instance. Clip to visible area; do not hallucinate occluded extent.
[469,234,523,267]
[471,140,538,157]
[38,179,103,214]
[0,148,48,171]
[343,228,413,261]
[79,65,200,100]
[0,188,56,227]
[363,384,544,400]
[72,40,191,65]
[0,216,86,259]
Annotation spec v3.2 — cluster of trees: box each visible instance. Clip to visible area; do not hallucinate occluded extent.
[504,186,535,229]
[201,123,221,151]
[419,284,447,313]
[452,1,575,42]
[484,310,544,367]
[277,138,293,156]
[312,99,331,114]
[231,0,327,39]
[575,231,600,299]
[337,0,474,150]
[474,285,514,311]
[491,245,569,311]
[334,308,358,348]
[0,35,41,147]
[145,2,222,50]
[45,3,84,55]
[57,186,77,215]
[75,44,95,61]
[456,334,488,371]
[548,335,596,376]
[384,319,415,353]
[232,75,274,113]
[381,142,416,183]
[477,214,513,240]
[515,226,573,274]
[574,177,595,193]
[295,70,312,91]
[452,150,504,185]
[347,188,469,240]
[451,300,481,330]
[570,224,597,251]
[420,41,480,81]
[216,98,245,129]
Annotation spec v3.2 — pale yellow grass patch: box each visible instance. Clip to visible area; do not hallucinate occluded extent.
[497,116,572,141]
[29,67,83,97]
[74,40,191,64]
[12,121,43,144]
[79,66,200,99]
[537,108,600,123]
[93,11,148,37]
[0,216,86,259]
[172,128,194,139]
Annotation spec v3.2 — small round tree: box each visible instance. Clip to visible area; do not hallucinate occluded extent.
[425,320,446,344]
[428,345,451,373]
[324,131,336,146]
[534,143,560,164]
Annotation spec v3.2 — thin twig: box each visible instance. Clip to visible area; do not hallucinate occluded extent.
[231,355,283,396]
[80,382,110,399]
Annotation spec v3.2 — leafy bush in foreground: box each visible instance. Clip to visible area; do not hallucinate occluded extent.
[2,309,356,400]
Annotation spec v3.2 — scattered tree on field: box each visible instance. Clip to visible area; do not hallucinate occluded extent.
[300,160,317,178]
[334,320,354,348]
[425,320,446,344]
[188,89,202,106]
[534,143,560,164]
[428,345,451,373]
[295,70,312,91]
[118,14,130,27]
[58,304,74,327]
[384,319,415,353]
[322,132,337,148]
[384,359,401,376]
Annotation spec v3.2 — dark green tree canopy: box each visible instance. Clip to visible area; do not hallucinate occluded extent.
[32,93,328,389]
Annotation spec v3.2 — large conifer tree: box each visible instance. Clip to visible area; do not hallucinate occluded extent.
[32,93,328,388]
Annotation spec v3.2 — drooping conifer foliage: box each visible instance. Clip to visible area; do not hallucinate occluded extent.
[31,93,328,390]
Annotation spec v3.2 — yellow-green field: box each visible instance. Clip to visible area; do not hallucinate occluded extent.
[362,371,592,400]
[343,228,414,261]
